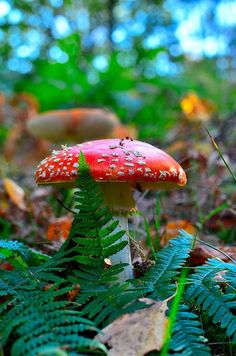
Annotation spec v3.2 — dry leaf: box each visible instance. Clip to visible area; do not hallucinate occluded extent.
[161,220,196,246]
[3,177,27,211]
[190,244,236,265]
[95,298,168,356]
[47,215,73,240]
[181,92,215,122]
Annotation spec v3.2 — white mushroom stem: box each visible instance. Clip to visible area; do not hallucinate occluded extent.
[110,214,133,282]
[100,182,135,282]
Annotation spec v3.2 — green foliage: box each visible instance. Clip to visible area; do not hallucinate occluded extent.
[0,239,48,268]
[169,304,211,355]
[0,246,106,355]
[140,230,193,300]
[65,152,144,325]
[185,259,236,343]
[67,152,128,268]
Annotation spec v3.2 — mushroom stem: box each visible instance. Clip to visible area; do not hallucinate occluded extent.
[110,214,133,282]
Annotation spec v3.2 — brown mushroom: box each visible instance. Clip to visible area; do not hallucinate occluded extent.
[27,108,120,143]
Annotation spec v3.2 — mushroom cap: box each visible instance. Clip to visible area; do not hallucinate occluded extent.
[27,108,120,142]
[35,139,187,190]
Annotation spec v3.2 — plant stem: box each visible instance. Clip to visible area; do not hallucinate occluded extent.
[110,214,133,282]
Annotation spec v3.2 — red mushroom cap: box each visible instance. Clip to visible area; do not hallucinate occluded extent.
[35,139,187,190]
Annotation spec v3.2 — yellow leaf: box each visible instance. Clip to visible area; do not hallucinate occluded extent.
[3,177,27,211]
[180,92,215,122]
[95,298,168,356]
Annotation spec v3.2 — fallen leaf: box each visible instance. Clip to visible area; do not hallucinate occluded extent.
[161,220,196,246]
[190,244,236,265]
[47,215,73,240]
[181,92,215,122]
[95,298,168,356]
[3,178,27,211]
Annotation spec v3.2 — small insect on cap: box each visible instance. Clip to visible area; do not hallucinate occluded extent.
[35,139,187,212]
[27,108,120,143]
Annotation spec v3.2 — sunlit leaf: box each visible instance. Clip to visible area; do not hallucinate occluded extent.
[3,177,27,211]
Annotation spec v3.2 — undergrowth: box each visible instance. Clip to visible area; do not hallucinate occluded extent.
[0,153,235,355]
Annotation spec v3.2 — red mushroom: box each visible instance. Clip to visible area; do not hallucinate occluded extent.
[35,139,187,281]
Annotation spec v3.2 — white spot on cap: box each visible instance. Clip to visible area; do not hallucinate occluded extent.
[109,145,118,149]
[129,169,135,175]
[106,173,112,176]
[109,164,116,170]
[132,150,142,157]
[73,163,79,168]
[125,156,133,161]
[159,170,170,179]
[137,160,146,165]
[117,171,125,176]
[112,152,119,157]
[97,159,106,163]
[145,167,151,173]
[102,154,109,158]
[123,150,130,155]
[170,168,178,177]
[72,170,77,175]
[137,167,143,173]
[112,158,119,162]
[124,162,134,167]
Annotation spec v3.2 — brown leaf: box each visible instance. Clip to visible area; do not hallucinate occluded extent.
[161,220,196,246]
[3,178,27,211]
[47,215,72,240]
[190,244,236,265]
[95,298,168,356]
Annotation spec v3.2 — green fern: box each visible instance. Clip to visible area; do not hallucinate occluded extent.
[0,286,106,355]
[169,304,211,355]
[186,259,236,343]
[67,152,128,271]
[65,152,144,325]
[140,231,194,300]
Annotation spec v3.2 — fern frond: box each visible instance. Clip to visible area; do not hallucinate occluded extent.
[0,287,106,355]
[66,152,128,272]
[186,260,236,342]
[140,230,193,300]
[169,304,211,355]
